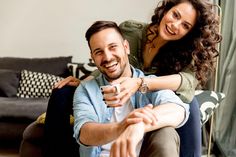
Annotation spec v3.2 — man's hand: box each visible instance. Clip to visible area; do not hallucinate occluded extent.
[122,104,158,126]
[110,122,145,157]
[102,77,141,107]
[110,105,161,157]
[113,77,141,105]
[54,76,80,88]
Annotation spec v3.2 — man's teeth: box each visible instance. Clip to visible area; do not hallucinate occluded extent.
[105,62,117,68]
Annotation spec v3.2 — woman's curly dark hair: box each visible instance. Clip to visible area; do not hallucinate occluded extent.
[147,0,222,88]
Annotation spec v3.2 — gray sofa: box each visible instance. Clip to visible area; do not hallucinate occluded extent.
[0,56,72,148]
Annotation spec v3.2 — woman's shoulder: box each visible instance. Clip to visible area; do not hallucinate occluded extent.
[119,20,148,32]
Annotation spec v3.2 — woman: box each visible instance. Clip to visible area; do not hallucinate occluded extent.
[43,0,222,156]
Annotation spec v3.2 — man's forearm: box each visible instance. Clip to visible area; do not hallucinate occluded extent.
[79,121,127,146]
[144,103,185,132]
[79,103,185,145]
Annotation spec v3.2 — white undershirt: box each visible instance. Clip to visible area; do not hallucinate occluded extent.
[100,100,142,157]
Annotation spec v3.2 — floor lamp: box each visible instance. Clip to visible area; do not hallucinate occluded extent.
[207,4,222,157]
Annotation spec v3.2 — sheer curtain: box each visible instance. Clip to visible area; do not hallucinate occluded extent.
[214,0,236,156]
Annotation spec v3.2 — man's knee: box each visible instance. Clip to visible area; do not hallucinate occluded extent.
[139,127,180,157]
[48,86,76,110]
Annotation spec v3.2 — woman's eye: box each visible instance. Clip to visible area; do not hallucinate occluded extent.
[182,23,190,30]
[173,12,179,18]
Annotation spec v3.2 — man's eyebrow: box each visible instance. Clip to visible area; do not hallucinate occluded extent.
[108,42,117,46]
[91,42,119,53]
[92,48,101,53]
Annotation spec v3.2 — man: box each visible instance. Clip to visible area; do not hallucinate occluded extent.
[73,21,189,157]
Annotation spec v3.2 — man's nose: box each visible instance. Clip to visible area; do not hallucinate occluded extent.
[103,50,113,61]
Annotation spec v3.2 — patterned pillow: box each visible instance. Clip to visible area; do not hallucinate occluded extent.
[195,90,225,125]
[67,61,97,79]
[17,70,63,98]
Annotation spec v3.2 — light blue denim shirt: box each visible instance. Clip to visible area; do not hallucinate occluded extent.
[73,66,189,157]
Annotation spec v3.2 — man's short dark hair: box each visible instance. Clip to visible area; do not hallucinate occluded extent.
[85,21,124,46]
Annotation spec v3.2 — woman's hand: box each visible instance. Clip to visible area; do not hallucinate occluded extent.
[54,76,80,88]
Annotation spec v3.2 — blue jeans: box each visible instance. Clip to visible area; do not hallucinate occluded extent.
[43,86,201,157]
[176,97,201,157]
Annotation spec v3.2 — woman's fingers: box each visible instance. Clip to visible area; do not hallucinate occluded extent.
[54,76,80,88]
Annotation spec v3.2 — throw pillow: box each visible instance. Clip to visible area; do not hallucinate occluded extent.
[17,70,63,98]
[195,90,225,125]
[0,69,20,97]
[36,112,74,125]
[67,61,97,79]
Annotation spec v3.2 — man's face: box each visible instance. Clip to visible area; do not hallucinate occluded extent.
[90,28,130,81]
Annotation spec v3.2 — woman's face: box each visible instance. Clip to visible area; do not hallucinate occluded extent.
[159,1,197,41]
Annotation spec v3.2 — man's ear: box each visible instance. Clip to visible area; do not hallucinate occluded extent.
[90,53,95,62]
[124,39,130,55]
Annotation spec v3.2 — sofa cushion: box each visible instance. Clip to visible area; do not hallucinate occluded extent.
[0,69,20,97]
[22,121,44,143]
[195,90,225,125]
[36,112,74,125]
[0,56,72,77]
[17,70,63,98]
[0,97,48,121]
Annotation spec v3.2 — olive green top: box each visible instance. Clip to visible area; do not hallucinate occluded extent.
[91,20,198,103]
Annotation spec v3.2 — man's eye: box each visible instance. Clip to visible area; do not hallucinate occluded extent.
[94,51,102,55]
[110,45,117,49]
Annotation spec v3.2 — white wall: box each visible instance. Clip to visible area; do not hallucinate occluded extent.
[0,0,158,63]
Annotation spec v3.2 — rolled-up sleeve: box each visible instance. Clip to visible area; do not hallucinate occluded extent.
[73,84,98,146]
[176,66,198,103]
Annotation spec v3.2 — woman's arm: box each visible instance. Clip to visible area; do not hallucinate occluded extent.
[145,74,181,91]
[145,67,198,103]
[110,69,197,104]
[106,74,180,106]
[53,69,99,88]
[54,76,81,88]
[176,69,198,103]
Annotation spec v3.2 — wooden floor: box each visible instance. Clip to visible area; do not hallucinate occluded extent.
[0,148,19,157]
